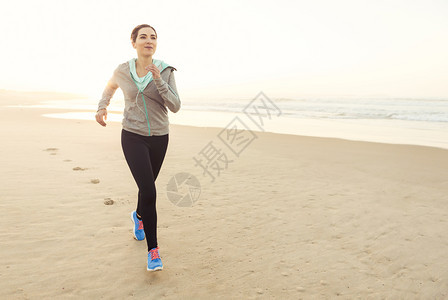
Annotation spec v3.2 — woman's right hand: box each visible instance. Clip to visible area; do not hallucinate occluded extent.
[96,108,108,126]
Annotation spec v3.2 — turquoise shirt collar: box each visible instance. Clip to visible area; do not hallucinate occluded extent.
[128,58,172,92]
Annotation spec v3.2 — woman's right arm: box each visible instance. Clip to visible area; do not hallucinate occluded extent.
[96,75,119,127]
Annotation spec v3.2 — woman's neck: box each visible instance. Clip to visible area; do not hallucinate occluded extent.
[136,56,153,68]
[135,56,153,77]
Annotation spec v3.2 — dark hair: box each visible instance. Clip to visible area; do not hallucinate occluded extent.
[131,24,157,43]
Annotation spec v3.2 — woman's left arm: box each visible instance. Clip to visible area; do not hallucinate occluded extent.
[154,70,181,113]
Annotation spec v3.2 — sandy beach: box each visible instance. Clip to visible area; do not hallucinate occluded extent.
[1,92,448,299]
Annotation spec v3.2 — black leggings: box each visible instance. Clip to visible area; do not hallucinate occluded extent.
[121,129,169,251]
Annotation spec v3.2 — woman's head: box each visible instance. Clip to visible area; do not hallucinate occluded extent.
[131,24,158,57]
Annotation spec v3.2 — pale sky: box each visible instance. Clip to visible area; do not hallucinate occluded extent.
[1,0,447,100]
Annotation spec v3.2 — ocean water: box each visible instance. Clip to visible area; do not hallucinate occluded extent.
[11,96,448,150]
[181,96,448,122]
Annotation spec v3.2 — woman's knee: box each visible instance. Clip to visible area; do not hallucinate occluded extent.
[138,185,157,202]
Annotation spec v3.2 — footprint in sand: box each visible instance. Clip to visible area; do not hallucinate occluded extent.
[73,167,88,171]
[44,148,58,155]
[104,198,114,205]
[91,179,100,184]
[63,159,72,162]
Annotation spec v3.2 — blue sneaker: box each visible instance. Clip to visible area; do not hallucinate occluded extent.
[147,247,163,271]
[130,211,145,241]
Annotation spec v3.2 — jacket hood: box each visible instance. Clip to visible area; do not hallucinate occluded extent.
[154,59,177,72]
[128,58,176,92]
[128,58,176,73]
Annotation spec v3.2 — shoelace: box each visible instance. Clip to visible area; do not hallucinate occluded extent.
[149,247,160,260]
[138,220,144,230]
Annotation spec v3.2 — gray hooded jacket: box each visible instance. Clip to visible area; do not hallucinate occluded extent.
[97,59,180,136]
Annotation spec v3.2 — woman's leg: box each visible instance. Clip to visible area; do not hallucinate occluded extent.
[141,134,168,250]
[137,133,169,224]
[148,133,169,181]
[121,129,168,251]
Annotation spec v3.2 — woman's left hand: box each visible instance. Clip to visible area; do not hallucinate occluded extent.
[145,64,161,79]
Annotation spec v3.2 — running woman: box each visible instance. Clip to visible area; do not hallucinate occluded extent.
[95,24,181,271]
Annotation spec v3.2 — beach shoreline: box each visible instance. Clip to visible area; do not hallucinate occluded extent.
[4,88,447,150]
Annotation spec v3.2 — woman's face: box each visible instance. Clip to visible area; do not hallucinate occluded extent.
[132,27,157,57]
